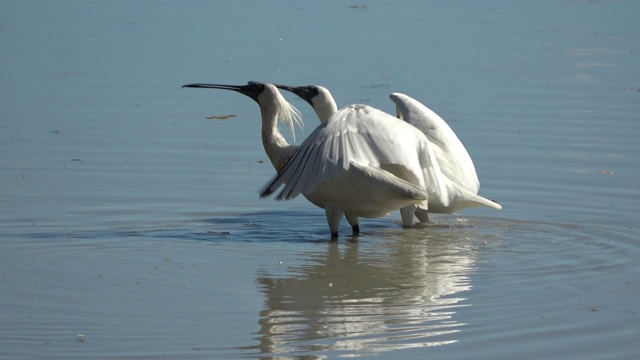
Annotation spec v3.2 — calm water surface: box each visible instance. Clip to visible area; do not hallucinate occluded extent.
[1,1,639,359]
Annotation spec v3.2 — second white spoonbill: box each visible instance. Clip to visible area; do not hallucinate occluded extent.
[276,84,501,222]
[259,102,446,236]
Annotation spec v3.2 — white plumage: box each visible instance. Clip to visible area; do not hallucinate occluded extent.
[277,85,501,223]
[184,82,431,237]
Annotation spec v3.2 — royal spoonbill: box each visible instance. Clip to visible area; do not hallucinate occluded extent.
[183,82,430,237]
[276,85,501,222]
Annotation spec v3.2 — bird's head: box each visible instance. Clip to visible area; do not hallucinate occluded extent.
[275,84,337,123]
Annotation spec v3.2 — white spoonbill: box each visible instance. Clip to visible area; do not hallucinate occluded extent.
[183,82,430,237]
[276,85,501,222]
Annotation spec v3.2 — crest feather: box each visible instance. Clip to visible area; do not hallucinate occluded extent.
[273,87,304,142]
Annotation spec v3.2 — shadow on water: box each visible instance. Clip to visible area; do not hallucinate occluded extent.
[13,207,490,246]
[14,209,329,244]
[189,209,488,244]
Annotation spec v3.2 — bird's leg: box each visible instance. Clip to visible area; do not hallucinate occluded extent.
[325,204,344,238]
[345,214,360,235]
[400,205,417,227]
[415,209,430,223]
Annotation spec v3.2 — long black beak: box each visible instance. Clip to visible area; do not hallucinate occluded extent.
[274,84,316,106]
[182,83,262,103]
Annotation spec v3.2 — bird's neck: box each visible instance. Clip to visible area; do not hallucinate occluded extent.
[261,110,291,173]
[314,98,338,123]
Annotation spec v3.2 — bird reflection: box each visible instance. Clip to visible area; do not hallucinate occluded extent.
[249,225,477,357]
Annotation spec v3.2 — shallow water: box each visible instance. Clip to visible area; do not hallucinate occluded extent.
[1,1,639,359]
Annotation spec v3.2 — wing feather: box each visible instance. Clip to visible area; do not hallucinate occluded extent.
[260,104,445,202]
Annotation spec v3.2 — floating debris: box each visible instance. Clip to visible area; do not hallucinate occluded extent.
[206,114,237,120]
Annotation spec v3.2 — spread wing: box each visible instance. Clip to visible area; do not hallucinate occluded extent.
[259,104,448,204]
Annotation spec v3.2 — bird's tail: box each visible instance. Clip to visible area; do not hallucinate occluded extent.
[466,193,502,210]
